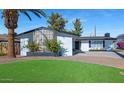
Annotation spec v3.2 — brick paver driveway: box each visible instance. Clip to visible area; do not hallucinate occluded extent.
[0,52,124,69]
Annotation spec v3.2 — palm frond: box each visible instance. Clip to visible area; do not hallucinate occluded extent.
[18,9,46,21]
[33,9,47,17]
[30,11,42,18]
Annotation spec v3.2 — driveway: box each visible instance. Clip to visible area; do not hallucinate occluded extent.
[75,51,123,59]
[63,52,124,69]
[0,51,124,69]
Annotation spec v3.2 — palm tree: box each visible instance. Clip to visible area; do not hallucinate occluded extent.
[2,9,46,58]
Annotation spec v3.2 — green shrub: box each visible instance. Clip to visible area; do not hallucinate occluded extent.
[26,41,40,52]
[45,39,61,55]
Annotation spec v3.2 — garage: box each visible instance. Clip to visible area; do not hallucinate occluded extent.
[81,40,89,51]
[57,36,73,56]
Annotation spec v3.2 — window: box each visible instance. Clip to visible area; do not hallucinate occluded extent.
[91,40,103,49]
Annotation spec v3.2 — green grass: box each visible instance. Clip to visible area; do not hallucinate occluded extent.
[0,60,124,83]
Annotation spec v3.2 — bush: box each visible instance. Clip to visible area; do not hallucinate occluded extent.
[26,41,40,52]
[45,39,61,56]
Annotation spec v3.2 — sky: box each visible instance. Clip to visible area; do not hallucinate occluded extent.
[0,9,124,37]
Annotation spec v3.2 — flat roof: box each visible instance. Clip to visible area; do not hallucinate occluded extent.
[79,36,116,40]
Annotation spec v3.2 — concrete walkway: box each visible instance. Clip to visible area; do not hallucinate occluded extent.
[0,52,124,69]
[76,52,123,59]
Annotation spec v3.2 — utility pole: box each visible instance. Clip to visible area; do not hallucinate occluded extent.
[94,25,96,37]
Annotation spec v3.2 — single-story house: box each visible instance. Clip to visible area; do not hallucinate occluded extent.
[17,27,116,56]
[17,27,79,56]
[0,34,20,55]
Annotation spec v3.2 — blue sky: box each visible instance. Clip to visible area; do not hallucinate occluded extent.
[0,9,124,37]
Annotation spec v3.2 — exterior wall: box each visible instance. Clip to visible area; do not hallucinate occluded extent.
[90,40,103,50]
[19,32,33,56]
[33,29,53,51]
[81,40,89,51]
[57,31,78,51]
[57,36,73,56]
[80,40,115,51]
[20,38,29,56]
[105,40,114,49]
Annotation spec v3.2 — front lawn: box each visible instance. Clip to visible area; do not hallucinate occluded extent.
[0,60,124,83]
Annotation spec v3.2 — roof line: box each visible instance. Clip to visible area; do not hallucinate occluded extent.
[17,26,78,36]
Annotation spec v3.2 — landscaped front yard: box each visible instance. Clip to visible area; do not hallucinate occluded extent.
[0,60,124,83]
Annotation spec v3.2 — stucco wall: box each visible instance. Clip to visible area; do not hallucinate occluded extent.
[81,40,89,51]
[57,36,73,56]
[20,38,29,56]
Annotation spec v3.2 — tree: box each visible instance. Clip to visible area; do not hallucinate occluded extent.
[72,18,83,36]
[2,9,46,58]
[47,13,67,39]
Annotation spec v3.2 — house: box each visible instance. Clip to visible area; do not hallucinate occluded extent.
[17,27,116,56]
[79,34,116,51]
[17,27,79,56]
[0,34,20,55]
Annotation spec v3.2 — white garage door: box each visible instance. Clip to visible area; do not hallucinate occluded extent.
[81,41,89,51]
[57,36,72,56]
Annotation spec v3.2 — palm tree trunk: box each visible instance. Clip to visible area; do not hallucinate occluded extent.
[8,28,16,58]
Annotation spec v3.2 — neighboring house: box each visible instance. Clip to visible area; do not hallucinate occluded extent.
[17,27,116,56]
[0,34,20,55]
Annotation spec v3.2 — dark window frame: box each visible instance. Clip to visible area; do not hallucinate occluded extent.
[103,40,105,48]
[89,40,91,48]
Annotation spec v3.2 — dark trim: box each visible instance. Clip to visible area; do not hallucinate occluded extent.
[89,40,91,48]
[17,26,78,37]
[79,37,116,40]
[0,40,20,43]
[103,40,105,48]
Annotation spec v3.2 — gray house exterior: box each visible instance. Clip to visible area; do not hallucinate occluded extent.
[17,27,79,56]
[79,36,116,51]
[17,27,116,56]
